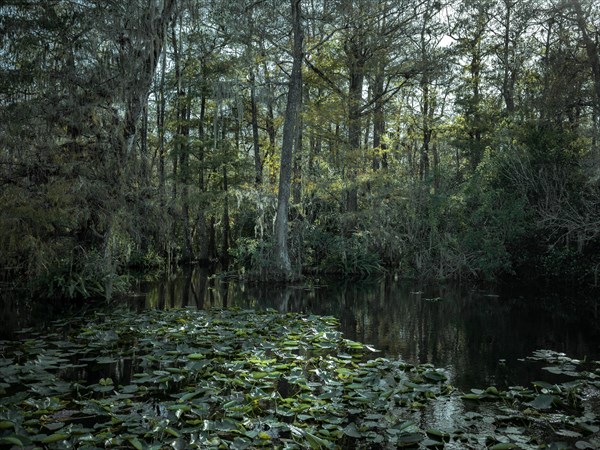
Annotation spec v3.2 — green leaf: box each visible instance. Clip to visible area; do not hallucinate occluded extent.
[462,393,483,400]
[490,444,519,450]
[43,422,65,431]
[251,371,268,379]
[128,437,144,450]
[397,432,423,445]
[96,357,118,364]
[426,428,450,441]
[0,421,15,430]
[343,423,362,438]
[485,386,499,395]
[0,437,23,446]
[556,429,582,438]
[121,384,139,394]
[577,423,600,434]
[164,427,180,437]
[423,371,447,382]
[346,341,364,349]
[528,394,554,410]
[304,430,331,449]
[41,433,70,443]
[178,390,201,402]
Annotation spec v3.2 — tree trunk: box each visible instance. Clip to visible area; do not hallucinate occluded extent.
[180,105,193,262]
[345,26,366,213]
[158,46,167,208]
[250,69,263,185]
[293,104,303,206]
[420,80,431,180]
[221,114,231,267]
[103,0,178,299]
[308,88,322,176]
[197,91,209,264]
[274,0,303,278]
[372,66,385,171]
[501,0,516,114]
[222,165,230,266]
[572,0,600,133]
[140,100,149,184]
[468,41,483,171]
[260,44,277,185]
[171,22,193,263]
[347,70,363,213]
[540,18,553,122]
[208,216,217,261]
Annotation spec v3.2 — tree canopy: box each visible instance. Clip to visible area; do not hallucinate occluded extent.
[1,0,599,296]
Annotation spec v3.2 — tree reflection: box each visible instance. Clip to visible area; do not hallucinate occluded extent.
[139,271,600,389]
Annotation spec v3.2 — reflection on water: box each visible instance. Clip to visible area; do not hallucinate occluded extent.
[1,270,598,436]
[137,268,600,391]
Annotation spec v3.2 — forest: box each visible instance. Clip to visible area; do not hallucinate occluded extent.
[1,0,600,299]
[2,1,600,448]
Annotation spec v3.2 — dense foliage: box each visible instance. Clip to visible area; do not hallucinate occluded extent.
[1,308,598,448]
[1,0,600,295]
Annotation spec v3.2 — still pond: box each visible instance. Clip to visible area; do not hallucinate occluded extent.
[130,272,599,390]
[1,270,600,447]
[2,271,599,392]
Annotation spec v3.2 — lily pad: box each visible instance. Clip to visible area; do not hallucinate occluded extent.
[1,308,598,449]
[528,394,555,410]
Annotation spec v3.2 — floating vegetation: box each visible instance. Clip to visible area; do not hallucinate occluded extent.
[0,309,598,449]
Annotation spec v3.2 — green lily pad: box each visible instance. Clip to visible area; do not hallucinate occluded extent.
[0,436,24,446]
[0,421,15,430]
[1,307,597,449]
[528,394,554,410]
[41,432,71,443]
[343,423,362,438]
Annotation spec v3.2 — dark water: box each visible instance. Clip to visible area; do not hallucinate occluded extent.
[2,270,599,392]
[130,269,600,391]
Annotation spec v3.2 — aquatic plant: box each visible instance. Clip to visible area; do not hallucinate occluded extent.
[0,309,598,448]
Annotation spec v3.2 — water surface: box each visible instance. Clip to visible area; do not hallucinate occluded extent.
[134,270,600,391]
[2,271,599,435]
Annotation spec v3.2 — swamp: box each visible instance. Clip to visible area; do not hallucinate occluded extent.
[2,0,600,448]
[1,274,599,448]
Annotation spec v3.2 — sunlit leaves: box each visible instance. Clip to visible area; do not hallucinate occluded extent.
[1,309,598,449]
[0,308,452,448]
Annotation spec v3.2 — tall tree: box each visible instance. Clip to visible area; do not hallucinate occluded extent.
[170,17,194,262]
[0,0,178,296]
[450,0,494,172]
[103,0,178,297]
[274,0,304,277]
[569,0,600,140]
